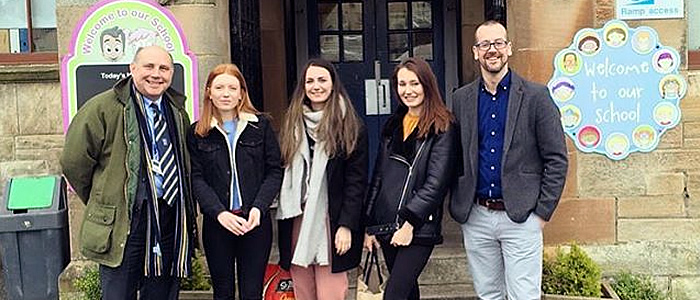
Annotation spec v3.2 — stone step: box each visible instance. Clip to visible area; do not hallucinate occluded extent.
[176,284,478,300]
[347,283,477,300]
[60,246,475,299]
[352,244,472,286]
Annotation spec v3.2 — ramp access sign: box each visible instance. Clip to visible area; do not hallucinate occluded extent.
[616,0,683,20]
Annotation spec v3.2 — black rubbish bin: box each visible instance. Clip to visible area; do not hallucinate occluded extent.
[0,175,70,300]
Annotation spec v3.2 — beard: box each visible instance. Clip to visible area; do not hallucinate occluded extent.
[479,52,507,74]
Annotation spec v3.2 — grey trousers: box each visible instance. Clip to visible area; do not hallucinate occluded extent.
[461,204,543,300]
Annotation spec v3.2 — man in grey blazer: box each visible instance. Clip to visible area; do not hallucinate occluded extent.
[449,20,568,299]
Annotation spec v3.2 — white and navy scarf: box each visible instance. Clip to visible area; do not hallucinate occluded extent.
[133,88,191,278]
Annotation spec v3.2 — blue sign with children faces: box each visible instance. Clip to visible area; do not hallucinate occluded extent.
[548,20,686,160]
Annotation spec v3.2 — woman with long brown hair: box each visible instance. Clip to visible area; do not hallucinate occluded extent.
[276,58,368,300]
[364,57,459,300]
[187,63,283,300]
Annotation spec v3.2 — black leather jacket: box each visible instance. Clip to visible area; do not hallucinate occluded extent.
[364,115,459,245]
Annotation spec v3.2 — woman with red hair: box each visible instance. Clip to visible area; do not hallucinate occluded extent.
[187,63,283,300]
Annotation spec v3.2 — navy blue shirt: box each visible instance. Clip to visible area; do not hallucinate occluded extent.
[476,71,511,199]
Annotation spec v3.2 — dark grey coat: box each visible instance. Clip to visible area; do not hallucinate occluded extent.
[449,71,568,224]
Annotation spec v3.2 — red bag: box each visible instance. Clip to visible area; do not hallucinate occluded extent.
[263,264,295,300]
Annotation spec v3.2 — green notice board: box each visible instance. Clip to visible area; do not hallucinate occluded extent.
[7,177,55,210]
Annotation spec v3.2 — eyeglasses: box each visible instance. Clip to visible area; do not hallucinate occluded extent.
[474,39,509,51]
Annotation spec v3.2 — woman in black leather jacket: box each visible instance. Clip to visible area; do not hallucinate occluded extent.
[364,57,459,300]
[187,63,283,300]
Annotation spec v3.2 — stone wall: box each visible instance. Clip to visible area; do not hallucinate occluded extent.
[505,0,700,298]
[259,1,288,128]
[0,77,63,205]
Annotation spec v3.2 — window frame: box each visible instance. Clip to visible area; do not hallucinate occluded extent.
[0,0,58,65]
[688,2,700,69]
[689,51,700,69]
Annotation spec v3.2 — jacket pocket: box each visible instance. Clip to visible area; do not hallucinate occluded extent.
[197,140,221,152]
[238,139,263,147]
[81,204,116,254]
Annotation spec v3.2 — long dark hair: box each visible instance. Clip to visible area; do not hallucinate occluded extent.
[279,58,362,165]
[388,57,453,138]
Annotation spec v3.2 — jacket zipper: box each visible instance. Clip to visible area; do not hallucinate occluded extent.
[123,106,131,231]
[388,140,427,224]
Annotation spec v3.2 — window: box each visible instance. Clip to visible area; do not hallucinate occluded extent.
[484,0,506,26]
[0,0,58,64]
[387,1,434,61]
[689,2,700,68]
[318,1,364,62]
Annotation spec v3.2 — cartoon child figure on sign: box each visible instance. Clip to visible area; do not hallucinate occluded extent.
[605,27,627,47]
[550,79,575,102]
[632,125,656,150]
[654,51,675,74]
[100,26,126,62]
[561,52,580,75]
[605,133,629,159]
[560,105,581,129]
[632,30,654,54]
[661,77,681,100]
[578,35,600,56]
[577,126,601,148]
[654,103,678,127]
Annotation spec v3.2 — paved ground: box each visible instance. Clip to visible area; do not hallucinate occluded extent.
[0,261,6,298]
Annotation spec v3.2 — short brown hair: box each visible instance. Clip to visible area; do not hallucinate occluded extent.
[474,20,507,41]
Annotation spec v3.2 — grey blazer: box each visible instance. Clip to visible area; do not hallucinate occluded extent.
[449,71,568,224]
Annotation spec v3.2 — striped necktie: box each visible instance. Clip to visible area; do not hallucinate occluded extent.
[150,103,179,206]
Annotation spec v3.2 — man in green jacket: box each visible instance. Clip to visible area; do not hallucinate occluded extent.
[61,45,196,300]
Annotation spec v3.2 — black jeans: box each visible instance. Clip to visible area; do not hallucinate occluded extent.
[377,237,434,300]
[203,214,272,300]
[100,199,179,300]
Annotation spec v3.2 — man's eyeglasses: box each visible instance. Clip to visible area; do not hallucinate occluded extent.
[474,39,509,51]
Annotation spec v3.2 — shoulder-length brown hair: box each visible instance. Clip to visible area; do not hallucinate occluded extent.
[279,58,362,166]
[389,57,453,138]
[194,63,260,136]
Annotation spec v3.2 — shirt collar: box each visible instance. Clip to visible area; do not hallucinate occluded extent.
[142,94,164,110]
[480,69,512,93]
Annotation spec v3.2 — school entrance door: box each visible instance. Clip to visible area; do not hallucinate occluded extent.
[296,0,459,168]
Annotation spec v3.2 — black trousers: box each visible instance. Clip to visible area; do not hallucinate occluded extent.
[100,199,179,300]
[377,237,434,300]
[203,214,272,300]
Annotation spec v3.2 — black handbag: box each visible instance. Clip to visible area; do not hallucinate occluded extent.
[357,247,385,299]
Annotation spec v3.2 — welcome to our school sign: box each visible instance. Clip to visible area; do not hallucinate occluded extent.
[61,0,199,131]
[548,20,686,160]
